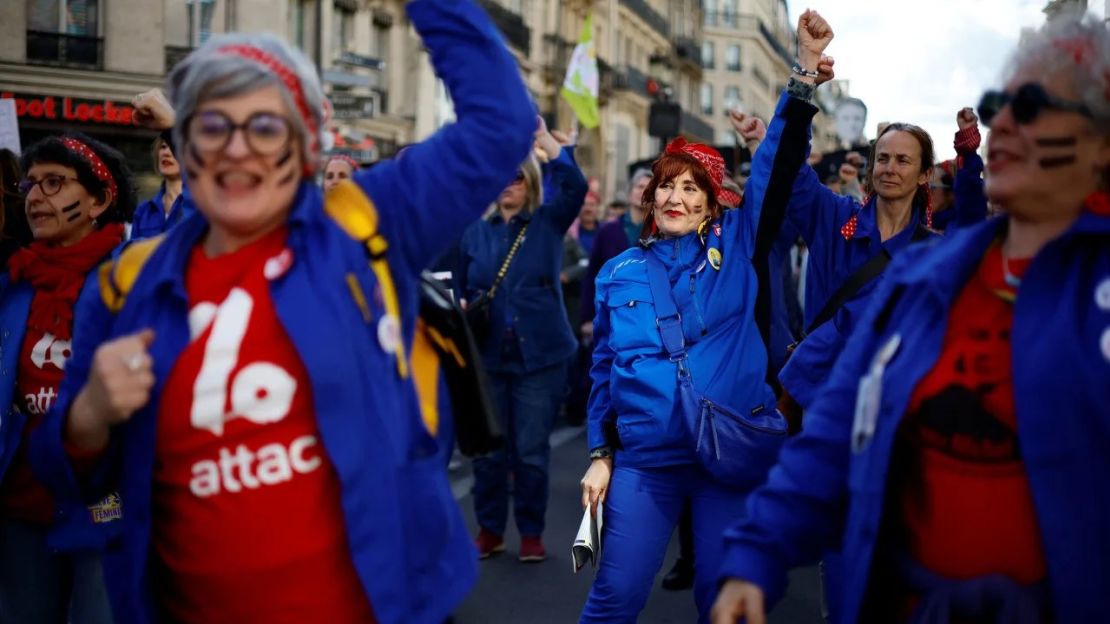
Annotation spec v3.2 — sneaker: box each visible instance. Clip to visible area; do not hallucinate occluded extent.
[661,558,695,591]
[519,536,547,562]
[475,529,506,560]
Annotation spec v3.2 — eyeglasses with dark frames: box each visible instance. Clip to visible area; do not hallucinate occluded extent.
[185,110,295,157]
[977,82,1094,126]
[18,174,79,197]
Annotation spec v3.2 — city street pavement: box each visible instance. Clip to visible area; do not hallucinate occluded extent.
[449,427,824,623]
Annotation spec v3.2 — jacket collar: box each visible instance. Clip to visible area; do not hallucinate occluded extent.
[889,210,1110,294]
[135,181,322,295]
[848,195,929,242]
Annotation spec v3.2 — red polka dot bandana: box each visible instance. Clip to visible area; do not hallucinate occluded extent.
[664,137,742,207]
[327,154,360,171]
[61,137,117,203]
[217,44,318,175]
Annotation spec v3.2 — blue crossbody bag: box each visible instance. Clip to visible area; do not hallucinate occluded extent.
[642,249,787,489]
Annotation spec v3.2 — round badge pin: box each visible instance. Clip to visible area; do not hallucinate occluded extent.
[377,314,401,355]
[263,248,293,280]
[707,248,722,270]
[1096,278,1110,312]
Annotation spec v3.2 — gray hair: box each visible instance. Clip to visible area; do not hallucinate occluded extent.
[629,167,653,189]
[166,32,326,175]
[1004,12,1110,136]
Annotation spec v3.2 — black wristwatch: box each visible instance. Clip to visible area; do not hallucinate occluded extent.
[589,446,614,460]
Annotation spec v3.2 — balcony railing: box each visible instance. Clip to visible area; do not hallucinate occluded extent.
[165,45,194,72]
[619,0,669,38]
[673,36,702,69]
[477,0,531,56]
[681,110,714,142]
[26,31,103,69]
[757,20,795,67]
[612,65,654,99]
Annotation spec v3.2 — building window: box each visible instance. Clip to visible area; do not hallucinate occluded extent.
[333,2,355,57]
[700,83,713,115]
[725,44,740,71]
[27,0,102,67]
[28,0,99,35]
[701,41,714,69]
[288,0,311,51]
[164,0,227,49]
[720,0,737,26]
[723,86,741,113]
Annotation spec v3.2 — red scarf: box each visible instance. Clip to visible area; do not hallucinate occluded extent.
[8,223,125,340]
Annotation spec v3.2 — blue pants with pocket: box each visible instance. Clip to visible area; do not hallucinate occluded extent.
[580,463,750,623]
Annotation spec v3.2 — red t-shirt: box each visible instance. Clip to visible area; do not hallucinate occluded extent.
[897,241,1046,584]
[154,227,375,623]
[0,313,71,523]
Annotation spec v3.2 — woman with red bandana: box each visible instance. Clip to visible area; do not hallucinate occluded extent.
[30,1,535,622]
[323,154,359,192]
[576,36,832,617]
[712,13,1110,624]
[0,132,134,623]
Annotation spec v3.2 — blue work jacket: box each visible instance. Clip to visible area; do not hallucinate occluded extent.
[0,276,35,484]
[130,183,189,241]
[719,213,1110,623]
[456,149,588,374]
[27,0,535,621]
[762,90,939,409]
[0,268,127,551]
[587,100,802,466]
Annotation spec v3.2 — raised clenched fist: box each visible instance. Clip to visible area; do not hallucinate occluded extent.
[797,9,834,67]
[957,107,979,131]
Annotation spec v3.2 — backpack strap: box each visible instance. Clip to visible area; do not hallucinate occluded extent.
[97,236,166,313]
[324,180,409,379]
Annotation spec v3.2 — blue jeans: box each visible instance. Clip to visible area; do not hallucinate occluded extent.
[580,464,750,623]
[472,362,565,537]
[0,518,114,623]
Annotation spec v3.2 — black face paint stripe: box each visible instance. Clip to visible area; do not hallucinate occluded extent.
[66,211,84,223]
[60,201,81,213]
[1035,136,1078,148]
[1038,155,1077,168]
[275,148,293,168]
[277,170,297,186]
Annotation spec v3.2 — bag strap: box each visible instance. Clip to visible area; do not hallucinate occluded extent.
[642,249,687,363]
[803,224,931,336]
[486,222,529,300]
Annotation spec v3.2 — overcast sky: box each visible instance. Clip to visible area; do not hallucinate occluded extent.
[788,1,1108,160]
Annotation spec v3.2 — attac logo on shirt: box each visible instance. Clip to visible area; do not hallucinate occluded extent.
[23,332,71,414]
[185,287,321,498]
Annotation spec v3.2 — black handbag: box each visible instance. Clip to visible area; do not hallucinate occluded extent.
[465,222,529,342]
[418,273,503,456]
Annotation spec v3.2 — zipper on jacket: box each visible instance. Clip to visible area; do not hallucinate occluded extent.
[689,273,707,336]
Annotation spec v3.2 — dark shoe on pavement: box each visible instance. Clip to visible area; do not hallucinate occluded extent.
[518,536,547,562]
[661,558,695,591]
[475,529,506,560]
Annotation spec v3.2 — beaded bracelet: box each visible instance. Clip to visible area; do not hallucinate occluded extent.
[791,61,820,79]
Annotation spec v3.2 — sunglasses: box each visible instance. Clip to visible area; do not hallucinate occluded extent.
[977,82,1094,126]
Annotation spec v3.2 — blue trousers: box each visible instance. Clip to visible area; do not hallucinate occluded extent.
[472,362,565,537]
[580,464,750,623]
[0,518,114,624]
